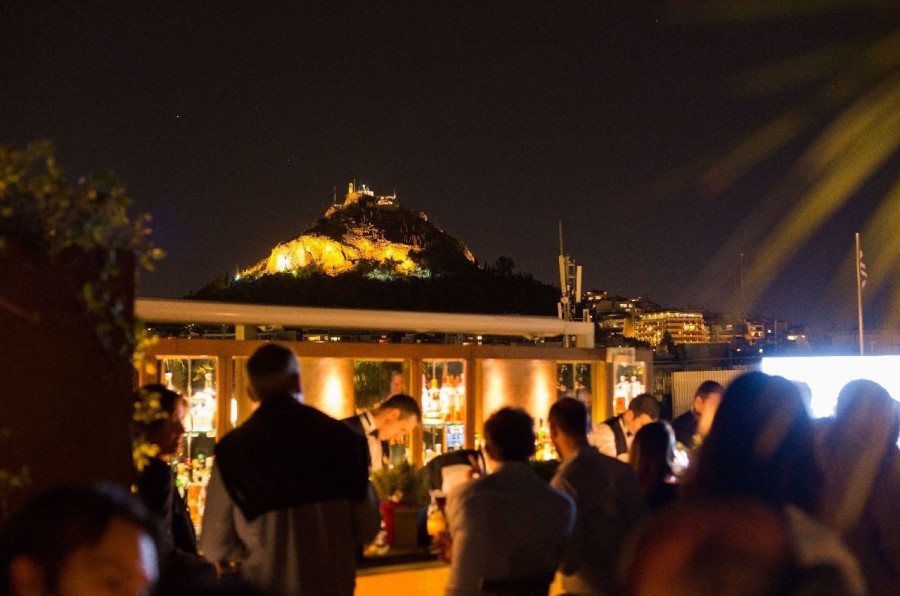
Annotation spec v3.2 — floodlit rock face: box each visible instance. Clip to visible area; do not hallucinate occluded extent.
[242,184,475,278]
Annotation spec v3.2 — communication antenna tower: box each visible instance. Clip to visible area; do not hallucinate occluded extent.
[557,221,583,346]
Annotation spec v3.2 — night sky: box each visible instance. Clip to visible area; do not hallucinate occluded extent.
[2,2,897,330]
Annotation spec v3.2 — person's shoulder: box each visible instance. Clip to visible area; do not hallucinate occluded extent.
[341,413,364,432]
[141,455,170,476]
[446,473,485,511]
[214,422,242,453]
[602,451,635,473]
[308,407,363,439]
[672,410,689,421]
[136,457,171,490]
[543,481,576,515]
[583,445,623,465]
[567,447,631,477]
[672,411,693,425]
[590,420,615,436]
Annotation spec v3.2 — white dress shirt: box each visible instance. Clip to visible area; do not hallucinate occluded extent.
[359,410,385,472]
[588,417,632,462]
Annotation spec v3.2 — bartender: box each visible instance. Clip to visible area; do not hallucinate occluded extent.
[342,394,421,471]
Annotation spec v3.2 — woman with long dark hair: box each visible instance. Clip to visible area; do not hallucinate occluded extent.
[688,372,822,513]
[133,384,196,555]
[818,379,900,596]
[630,421,679,510]
[685,371,865,595]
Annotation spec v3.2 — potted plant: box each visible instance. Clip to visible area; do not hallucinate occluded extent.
[370,461,428,548]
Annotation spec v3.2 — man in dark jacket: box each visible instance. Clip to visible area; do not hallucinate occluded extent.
[671,380,724,449]
[550,397,647,595]
[201,343,379,596]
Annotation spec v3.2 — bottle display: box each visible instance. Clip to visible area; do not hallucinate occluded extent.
[160,357,219,537]
[421,360,466,464]
[189,372,216,434]
[534,418,556,461]
[613,363,645,413]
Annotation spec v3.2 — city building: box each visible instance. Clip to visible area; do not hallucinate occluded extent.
[632,310,710,346]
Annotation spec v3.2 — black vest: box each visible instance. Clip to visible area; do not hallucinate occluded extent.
[602,415,628,456]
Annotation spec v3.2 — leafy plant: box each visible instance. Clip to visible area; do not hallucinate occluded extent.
[530,459,560,483]
[0,140,162,356]
[130,386,173,472]
[0,427,30,522]
[371,461,429,506]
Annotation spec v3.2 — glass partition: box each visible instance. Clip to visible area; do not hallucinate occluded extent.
[353,360,406,411]
[354,360,409,466]
[612,362,646,415]
[421,359,466,463]
[556,362,593,405]
[158,357,217,532]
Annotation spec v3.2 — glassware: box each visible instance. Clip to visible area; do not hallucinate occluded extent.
[426,490,447,538]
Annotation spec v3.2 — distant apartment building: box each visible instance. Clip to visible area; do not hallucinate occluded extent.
[709,320,766,345]
[597,313,631,336]
[586,294,660,317]
[745,322,765,345]
[709,322,743,343]
[632,311,710,346]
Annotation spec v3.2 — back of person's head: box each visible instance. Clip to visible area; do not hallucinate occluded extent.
[133,384,185,440]
[0,484,159,596]
[696,380,724,400]
[824,379,899,532]
[688,371,822,514]
[246,343,299,401]
[628,393,660,420]
[631,421,675,497]
[483,407,535,463]
[548,397,589,438]
[377,393,421,421]
[620,497,795,596]
[835,379,899,445]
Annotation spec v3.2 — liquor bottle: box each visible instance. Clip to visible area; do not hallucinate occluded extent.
[190,372,216,433]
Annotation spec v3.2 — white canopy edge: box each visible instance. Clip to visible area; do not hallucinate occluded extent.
[135,298,595,348]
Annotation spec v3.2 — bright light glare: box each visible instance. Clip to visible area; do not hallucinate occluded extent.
[760,356,900,418]
[323,373,345,417]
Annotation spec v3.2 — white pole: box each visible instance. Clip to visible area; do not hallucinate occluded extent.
[856,232,864,356]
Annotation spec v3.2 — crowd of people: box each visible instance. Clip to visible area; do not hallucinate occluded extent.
[1,343,898,596]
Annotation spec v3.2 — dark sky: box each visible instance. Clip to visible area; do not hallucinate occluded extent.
[2,2,896,329]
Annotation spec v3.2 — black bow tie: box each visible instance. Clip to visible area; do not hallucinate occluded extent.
[369,429,380,439]
[626,431,633,438]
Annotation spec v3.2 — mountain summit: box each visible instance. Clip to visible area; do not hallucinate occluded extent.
[194,183,559,315]
[241,183,475,280]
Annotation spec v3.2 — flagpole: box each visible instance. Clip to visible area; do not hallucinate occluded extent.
[856,232,864,356]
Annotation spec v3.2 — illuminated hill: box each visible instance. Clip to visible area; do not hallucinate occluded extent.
[194,183,560,315]
[240,183,475,280]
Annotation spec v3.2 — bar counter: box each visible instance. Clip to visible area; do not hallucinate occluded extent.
[356,562,566,595]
